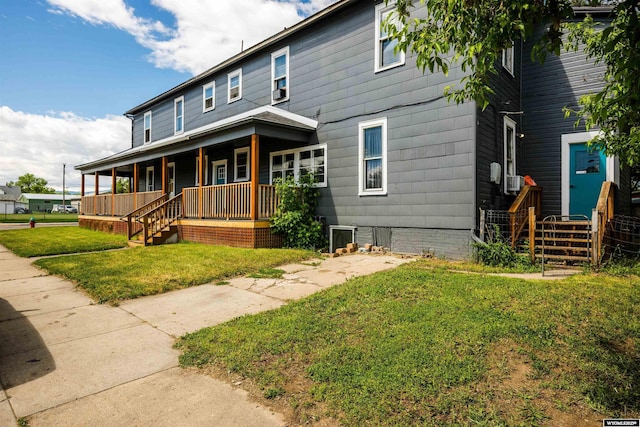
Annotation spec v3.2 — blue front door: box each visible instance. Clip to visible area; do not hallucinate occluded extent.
[215,164,226,185]
[569,143,606,217]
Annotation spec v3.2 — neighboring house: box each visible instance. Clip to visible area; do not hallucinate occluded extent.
[75,0,629,257]
[18,194,80,213]
[0,186,24,214]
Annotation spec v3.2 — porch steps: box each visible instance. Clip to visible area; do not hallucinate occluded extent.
[534,219,592,265]
[127,225,178,247]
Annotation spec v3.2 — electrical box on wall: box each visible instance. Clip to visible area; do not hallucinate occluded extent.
[490,162,502,184]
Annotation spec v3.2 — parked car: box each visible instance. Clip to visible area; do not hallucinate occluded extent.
[14,207,28,214]
[51,205,77,213]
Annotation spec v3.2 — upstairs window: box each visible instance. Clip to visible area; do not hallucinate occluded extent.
[234,147,250,182]
[174,96,184,135]
[271,47,289,103]
[203,82,215,112]
[502,43,514,76]
[375,3,405,72]
[228,69,242,103]
[143,111,152,144]
[358,118,387,195]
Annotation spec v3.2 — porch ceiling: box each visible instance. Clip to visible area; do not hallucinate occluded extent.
[75,106,318,174]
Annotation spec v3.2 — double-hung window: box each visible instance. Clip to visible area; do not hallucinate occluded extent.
[203,82,215,112]
[504,116,517,192]
[374,3,405,72]
[234,147,250,182]
[174,96,184,135]
[143,111,152,144]
[502,43,514,76]
[270,144,326,186]
[358,118,387,195]
[271,47,289,103]
[228,69,242,103]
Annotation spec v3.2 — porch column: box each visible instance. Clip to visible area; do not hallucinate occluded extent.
[94,172,99,215]
[250,134,259,221]
[111,167,116,217]
[133,163,139,209]
[198,147,204,219]
[80,174,85,215]
[162,156,168,195]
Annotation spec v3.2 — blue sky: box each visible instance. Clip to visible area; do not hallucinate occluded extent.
[0,0,336,191]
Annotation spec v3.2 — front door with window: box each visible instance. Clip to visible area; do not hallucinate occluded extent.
[569,143,606,218]
[214,162,227,185]
[167,162,176,197]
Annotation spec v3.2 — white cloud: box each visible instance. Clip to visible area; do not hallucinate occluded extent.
[0,107,130,192]
[47,0,340,75]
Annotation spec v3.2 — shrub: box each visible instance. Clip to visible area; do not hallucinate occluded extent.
[473,226,518,267]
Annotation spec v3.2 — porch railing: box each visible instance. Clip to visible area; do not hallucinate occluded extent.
[124,193,168,240]
[81,191,163,217]
[507,185,542,248]
[594,181,616,263]
[183,183,279,220]
[141,193,182,245]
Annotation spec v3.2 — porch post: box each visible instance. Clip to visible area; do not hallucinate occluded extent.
[94,172,99,214]
[80,174,85,215]
[198,147,204,219]
[111,167,116,216]
[162,156,168,195]
[133,163,139,209]
[250,134,259,221]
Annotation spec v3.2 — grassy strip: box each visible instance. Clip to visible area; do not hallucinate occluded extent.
[0,227,127,257]
[177,261,640,426]
[35,242,313,303]
[0,213,78,223]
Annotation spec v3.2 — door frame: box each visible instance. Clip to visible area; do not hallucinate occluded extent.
[561,131,617,216]
[212,159,228,185]
[167,162,176,197]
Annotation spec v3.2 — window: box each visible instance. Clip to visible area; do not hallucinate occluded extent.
[504,116,517,192]
[375,3,405,72]
[358,118,387,195]
[270,144,327,187]
[203,82,215,112]
[174,96,184,134]
[146,166,155,192]
[502,43,514,76]
[195,155,209,186]
[143,111,152,144]
[228,69,242,103]
[271,47,289,103]
[234,147,250,182]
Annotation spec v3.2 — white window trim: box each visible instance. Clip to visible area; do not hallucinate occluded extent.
[143,111,152,145]
[234,147,250,182]
[358,117,388,196]
[145,166,155,192]
[202,82,215,113]
[374,2,405,73]
[167,162,176,197]
[271,46,290,104]
[195,155,209,186]
[503,116,517,194]
[502,43,514,76]
[212,159,228,185]
[174,96,184,135]
[227,69,242,103]
[269,143,328,188]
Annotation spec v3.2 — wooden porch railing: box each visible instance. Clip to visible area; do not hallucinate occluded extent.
[141,193,182,246]
[183,183,279,220]
[124,193,168,240]
[81,191,163,217]
[508,185,543,248]
[594,181,616,263]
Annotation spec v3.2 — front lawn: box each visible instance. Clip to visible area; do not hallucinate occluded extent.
[0,226,127,257]
[35,242,313,303]
[177,261,640,426]
[0,213,78,223]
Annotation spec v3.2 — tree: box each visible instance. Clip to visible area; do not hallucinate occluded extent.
[6,173,56,194]
[385,0,640,166]
[116,177,130,194]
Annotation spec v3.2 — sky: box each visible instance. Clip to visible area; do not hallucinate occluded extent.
[0,0,338,192]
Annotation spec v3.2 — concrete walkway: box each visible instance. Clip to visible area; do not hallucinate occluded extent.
[0,245,412,426]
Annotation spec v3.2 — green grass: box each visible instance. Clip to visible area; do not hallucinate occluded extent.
[177,260,640,426]
[35,242,313,303]
[0,213,78,223]
[248,267,286,279]
[0,226,127,257]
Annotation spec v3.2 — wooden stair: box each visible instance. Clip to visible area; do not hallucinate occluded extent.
[535,217,592,265]
[128,225,178,247]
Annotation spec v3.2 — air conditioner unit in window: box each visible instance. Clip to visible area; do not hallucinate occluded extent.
[230,87,239,99]
[272,88,287,100]
[507,175,524,193]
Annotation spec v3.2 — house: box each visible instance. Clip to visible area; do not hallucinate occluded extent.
[18,194,80,213]
[75,0,630,258]
[0,186,24,214]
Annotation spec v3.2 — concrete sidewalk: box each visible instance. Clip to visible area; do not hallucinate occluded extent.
[0,244,412,426]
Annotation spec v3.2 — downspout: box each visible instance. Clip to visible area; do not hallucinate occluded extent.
[124,114,135,148]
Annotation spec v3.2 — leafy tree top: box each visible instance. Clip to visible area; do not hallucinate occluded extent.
[6,173,56,194]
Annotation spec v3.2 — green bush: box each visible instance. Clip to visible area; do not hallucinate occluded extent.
[473,226,517,267]
[270,173,326,250]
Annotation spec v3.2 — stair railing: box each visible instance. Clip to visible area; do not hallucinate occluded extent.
[508,185,543,248]
[124,193,168,240]
[141,192,182,246]
[593,181,616,264]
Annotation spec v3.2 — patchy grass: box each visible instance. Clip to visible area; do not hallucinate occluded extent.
[0,213,78,223]
[248,267,286,279]
[0,226,127,257]
[177,260,640,426]
[35,242,313,303]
